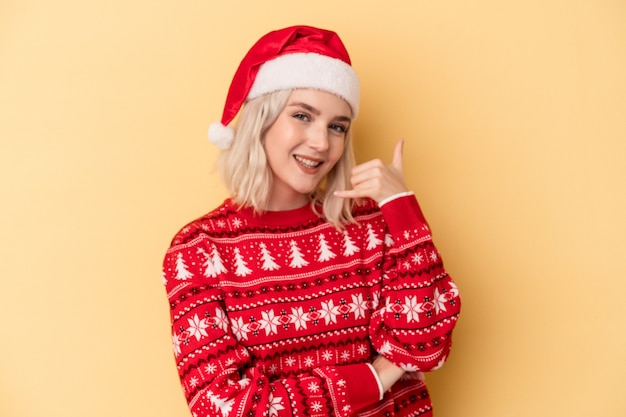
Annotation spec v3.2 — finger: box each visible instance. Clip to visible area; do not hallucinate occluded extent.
[350,158,385,176]
[333,189,364,199]
[391,139,404,172]
[349,167,384,189]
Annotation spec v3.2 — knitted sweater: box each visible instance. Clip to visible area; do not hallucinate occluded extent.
[162,194,460,417]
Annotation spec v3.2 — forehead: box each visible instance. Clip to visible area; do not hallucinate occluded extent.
[287,89,352,118]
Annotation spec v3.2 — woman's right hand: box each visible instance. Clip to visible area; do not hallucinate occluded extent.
[372,355,405,392]
[334,139,409,204]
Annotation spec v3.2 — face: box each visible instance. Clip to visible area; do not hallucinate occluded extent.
[263,89,352,211]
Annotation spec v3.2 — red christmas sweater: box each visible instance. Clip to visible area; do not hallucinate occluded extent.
[162,194,461,417]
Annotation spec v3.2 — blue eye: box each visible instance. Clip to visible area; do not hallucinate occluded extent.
[293,112,310,121]
[329,124,347,134]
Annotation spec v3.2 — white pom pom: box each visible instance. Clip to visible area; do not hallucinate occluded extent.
[208,122,234,149]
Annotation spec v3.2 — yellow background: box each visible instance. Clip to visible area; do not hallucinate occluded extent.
[1,1,625,416]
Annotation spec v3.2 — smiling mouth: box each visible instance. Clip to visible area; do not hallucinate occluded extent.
[294,155,323,169]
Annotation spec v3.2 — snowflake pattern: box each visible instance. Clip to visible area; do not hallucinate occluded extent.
[231,317,249,341]
[427,357,447,371]
[308,381,320,393]
[187,314,209,341]
[310,401,323,412]
[221,282,457,341]
[319,300,340,325]
[172,332,182,356]
[268,394,285,417]
[412,252,423,264]
[400,363,420,372]
[289,306,309,330]
[403,296,424,323]
[349,293,368,319]
[212,308,229,331]
[238,377,251,388]
[259,310,281,336]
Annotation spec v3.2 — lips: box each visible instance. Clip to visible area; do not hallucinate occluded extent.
[294,155,323,169]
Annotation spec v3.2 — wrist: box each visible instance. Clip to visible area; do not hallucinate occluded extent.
[372,356,405,392]
[378,191,414,207]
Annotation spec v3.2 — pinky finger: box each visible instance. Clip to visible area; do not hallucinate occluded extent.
[333,189,363,199]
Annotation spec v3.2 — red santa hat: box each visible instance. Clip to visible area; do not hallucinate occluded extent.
[208,25,360,149]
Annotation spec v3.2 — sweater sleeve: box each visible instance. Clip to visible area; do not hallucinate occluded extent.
[368,195,461,372]
[163,232,381,417]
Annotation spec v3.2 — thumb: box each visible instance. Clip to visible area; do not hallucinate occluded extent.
[391,139,404,171]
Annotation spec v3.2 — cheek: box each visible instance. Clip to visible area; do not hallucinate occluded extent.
[329,140,346,163]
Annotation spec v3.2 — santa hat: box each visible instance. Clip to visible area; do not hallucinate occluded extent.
[208,25,360,149]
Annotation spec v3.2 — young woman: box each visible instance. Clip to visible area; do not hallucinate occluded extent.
[162,25,461,417]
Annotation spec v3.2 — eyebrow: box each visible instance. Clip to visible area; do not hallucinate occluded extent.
[287,102,352,122]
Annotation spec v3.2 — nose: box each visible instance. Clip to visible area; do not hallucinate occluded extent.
[307,124,329,152]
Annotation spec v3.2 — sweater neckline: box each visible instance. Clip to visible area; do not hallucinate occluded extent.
[228,199,321,227]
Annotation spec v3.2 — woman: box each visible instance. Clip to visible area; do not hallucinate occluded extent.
[162,25,461,417]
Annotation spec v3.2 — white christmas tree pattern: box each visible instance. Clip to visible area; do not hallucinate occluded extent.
[210,243,228,276]
[288,240,309,268]
[175,252,193,280]
[366,224,383,250]
[233,247,252,276]
[197,247,216,278]
[342,230,360,256]
[259,242,280,271]
[317,233,337,262]
[207,391,235,417]
[384,233,394,247]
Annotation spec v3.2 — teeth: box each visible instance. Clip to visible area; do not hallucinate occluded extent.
[295,155,322,169]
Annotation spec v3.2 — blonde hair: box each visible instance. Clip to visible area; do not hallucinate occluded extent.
[216,90,357,229]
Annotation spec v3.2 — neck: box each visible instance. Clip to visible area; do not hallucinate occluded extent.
[266,195,310,212]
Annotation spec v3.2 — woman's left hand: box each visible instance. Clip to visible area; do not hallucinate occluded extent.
[334,139,409,204]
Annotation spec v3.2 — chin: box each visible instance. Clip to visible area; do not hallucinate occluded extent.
[289,178,321,193]
[292,185,319,197]
[294,188,317,196]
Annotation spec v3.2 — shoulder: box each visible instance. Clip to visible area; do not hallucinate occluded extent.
[168,199,242,248]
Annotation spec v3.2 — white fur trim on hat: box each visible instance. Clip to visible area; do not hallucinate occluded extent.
[247,52,360,117]
[208,122,235,149]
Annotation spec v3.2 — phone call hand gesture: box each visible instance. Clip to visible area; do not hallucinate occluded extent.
[335,139,409,204]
